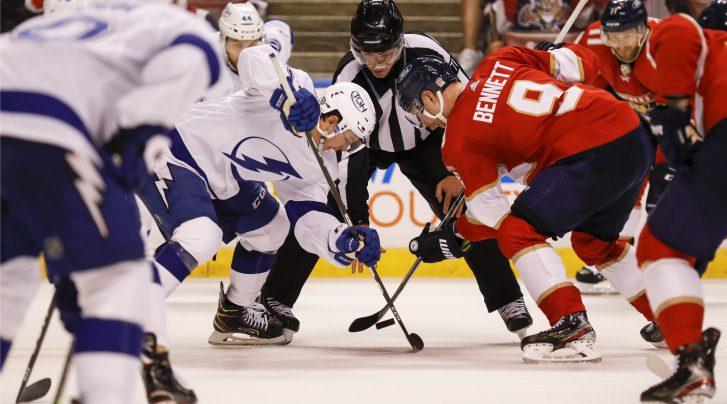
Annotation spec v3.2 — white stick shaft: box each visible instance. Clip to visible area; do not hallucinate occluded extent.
[555,0,588,43]
[270,52,297,101]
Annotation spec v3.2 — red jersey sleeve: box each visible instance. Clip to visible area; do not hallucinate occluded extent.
[651,14,705,98]
[488,45,600,85]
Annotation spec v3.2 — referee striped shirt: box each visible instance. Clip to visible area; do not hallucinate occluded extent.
[332,32,468,153]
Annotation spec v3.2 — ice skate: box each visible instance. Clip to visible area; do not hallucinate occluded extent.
[641,321,668,349]
[259,292,299,344]
[641,328,720,403]
[521,311,602,363]
[574,266,617,295]
[497,297,533,339]
[208,283,286,346]
[141,333,197,404]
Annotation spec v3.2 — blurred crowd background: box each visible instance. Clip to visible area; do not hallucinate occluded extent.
[1,0,712,79]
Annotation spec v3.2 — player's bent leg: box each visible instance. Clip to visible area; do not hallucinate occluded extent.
[462,239,531,337]
[259,230,315,334]
[209,196,289,346]
[137,161,222,296]
[0,256,41,369]
[155,217,224,297]
[69,260,148,404]
[497,215,598,363]
[571,232,666,348]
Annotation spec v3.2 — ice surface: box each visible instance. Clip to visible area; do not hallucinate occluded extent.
[2,279,726,404]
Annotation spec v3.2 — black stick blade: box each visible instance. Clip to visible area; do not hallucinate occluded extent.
[375,318,396,329]
[348,312,384,333]
[17,378,51,402]
[408,333,424,352]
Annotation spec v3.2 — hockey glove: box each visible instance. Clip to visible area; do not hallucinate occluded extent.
[104,125,171,191]
[269,80,321,134]
[647,105,702,167]
[409,217,471,263]
[535,41,565,51]
[333,225,382,268]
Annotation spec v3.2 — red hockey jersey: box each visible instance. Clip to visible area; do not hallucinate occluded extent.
[442,45,640,240]
[575,19,660,114]
[651,13,727,135]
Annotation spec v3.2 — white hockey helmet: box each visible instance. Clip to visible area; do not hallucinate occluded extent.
[219,2,264,42]
[318,82,376,141]
[43,0,85,14]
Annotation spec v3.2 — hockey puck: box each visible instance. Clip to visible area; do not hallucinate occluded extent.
[375,318,395,329]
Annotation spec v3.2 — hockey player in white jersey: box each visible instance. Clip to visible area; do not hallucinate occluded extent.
[136,44,380,345]
[214,1,293,97]
[0,1,227,403]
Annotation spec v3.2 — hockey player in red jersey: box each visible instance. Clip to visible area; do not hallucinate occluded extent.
[396,43,658,363]
[572,0,672,307]
[636,7,726,403]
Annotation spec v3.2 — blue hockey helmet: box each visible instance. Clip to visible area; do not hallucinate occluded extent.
[698,0,727,31]
[396,55,458,125]
[601,0,648,32]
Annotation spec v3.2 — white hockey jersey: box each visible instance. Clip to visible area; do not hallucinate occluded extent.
[165,45,348,266]
[0,0,228,162]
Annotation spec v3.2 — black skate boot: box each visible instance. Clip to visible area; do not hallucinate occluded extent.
[141,333,197,404]
[497,297,533,339]
[208,282,285,346]
[575,266,617,295]
[259,292,299,344]
[521,311,602,363]
[641,321,668,349]
[641,328,720,403]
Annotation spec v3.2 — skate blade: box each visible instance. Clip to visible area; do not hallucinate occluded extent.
[208,330,287,346]
[522,339,602,363]
[575,281,618,295]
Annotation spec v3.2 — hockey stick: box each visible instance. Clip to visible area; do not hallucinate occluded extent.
[52,340,73,404]
[555,0,588,43]
[16,292,56,403]
[349,191,466,333]
[269,53,423,351]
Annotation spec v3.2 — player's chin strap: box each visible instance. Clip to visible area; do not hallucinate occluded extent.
[422,91,447,125]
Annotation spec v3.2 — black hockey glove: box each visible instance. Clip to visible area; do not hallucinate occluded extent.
[535,41,565,51]
[647,105,702,167]
[409,217,471,263]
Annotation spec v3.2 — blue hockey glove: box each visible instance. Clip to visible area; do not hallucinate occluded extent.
[269,79,320,134]
[648,105,702,167]
[104,125,171,191]
[333,225,382,268]
[535,41,565,51]
[409,217,470,263]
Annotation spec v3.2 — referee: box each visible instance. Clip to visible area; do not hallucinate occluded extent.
[260,0,531,340]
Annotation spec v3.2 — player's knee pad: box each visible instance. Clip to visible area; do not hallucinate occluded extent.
[171,217,224,265]
[0,256,41,341]
[637,225,696,268]
[237,205,290,253]
[571,232,627,267]
[69,260,149,358]
[496,215,548,259]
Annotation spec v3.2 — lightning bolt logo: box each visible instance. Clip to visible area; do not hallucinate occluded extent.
[223,137,302,180]
[154,164,173,211]
[65,153,108,238]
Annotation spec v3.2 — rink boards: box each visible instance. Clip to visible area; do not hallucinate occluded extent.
[192,164,727,279]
